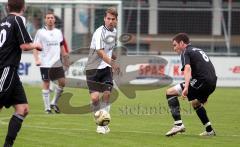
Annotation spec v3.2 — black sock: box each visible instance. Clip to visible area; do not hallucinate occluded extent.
[166,95,182,125]
[195,106,213,132]
[206,125,213,132]
[4,114,24,146]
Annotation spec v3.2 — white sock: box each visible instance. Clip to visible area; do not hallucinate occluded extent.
[49,81,56,92]
[51,86,63,105]
[100,101,110,113]
[42,89,50,111]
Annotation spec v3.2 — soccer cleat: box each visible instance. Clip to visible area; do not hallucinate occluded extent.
[104,126,110,134]
[96,126,105,134]
[50,105,60,113]
[166,124,186,136]
[45,109,52,114]
[96,125,110,134]
[199,130,216,136]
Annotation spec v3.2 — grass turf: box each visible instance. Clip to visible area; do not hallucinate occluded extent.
[0,85,239,147]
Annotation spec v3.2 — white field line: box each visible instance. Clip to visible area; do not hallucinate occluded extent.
[1,116,240,137]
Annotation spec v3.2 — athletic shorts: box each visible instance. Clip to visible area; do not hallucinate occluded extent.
[0,66,28,108]
[174,78,216,103]
[40,67,65,81]
[86,67,113,93]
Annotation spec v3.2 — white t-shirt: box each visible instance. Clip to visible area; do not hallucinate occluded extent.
[34,27,63,67]
[86,25,117,70]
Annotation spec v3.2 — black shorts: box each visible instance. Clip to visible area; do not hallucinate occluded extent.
[86,67,113,93]
[0,66,28,108]
[40,67,65,81]
[181,78,216,103]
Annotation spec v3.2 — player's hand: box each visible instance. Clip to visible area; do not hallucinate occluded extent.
[112,65,121,75]
[35,43,42,51]
[111,60,121,75]
[62,55,70,70]
[181,88,188,99]
[35,59,41,66]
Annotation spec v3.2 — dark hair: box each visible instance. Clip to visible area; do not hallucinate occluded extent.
[7,0,25,13]
[104,7,118,19]
[48,8,54,13]
[172,33,190,44]
[45,11,54,18]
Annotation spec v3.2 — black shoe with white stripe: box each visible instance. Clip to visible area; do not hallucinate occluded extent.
[45,109,52,114]
[51,105,60,113]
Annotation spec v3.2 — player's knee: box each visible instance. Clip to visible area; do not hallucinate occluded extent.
[21,106,29,117]
[91,92,100,102]
[58,82,65,88]
[43,81,50,89]
[23,109,29,117]
[166,88,171,95]
[15,105,29,117]
[191,99,201,109]
[58,78,66,87]
[103,91,111,97]
[102,91,111,102]
[166,87,178,96]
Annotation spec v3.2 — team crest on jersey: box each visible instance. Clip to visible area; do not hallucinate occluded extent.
[104,35,116,45]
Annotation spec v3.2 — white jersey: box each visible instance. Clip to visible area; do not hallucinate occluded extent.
[85,25,117,70]
[34,27,63,67]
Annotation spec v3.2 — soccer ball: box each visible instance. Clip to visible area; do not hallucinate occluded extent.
[94,110,111,126]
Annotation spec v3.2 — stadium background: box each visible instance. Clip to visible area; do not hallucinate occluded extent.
[0,0,240,146]
[1,0,240,87]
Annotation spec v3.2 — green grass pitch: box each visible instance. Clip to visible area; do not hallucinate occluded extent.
[0,85,240,147]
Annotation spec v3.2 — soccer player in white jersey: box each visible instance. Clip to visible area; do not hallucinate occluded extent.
[85,7,120,134]
[33,12,69,114]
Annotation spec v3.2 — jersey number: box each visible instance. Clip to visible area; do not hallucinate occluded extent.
[0,29,7,47]
[199,51,209,62]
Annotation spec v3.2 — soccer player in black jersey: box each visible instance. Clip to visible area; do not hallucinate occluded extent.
[165,33,217,137]
[0,0,42,146]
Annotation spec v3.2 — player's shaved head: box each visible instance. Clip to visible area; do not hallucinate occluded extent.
[7,0,25,13]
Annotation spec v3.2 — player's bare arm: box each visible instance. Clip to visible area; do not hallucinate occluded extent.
[20,42,42,51]
[111,53,117,60]
[97,49,120,74]
[33,48,41,66]
[182,64,191,98]
[61,45,70,68]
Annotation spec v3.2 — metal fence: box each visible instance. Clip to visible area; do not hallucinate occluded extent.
[122,0,240,56]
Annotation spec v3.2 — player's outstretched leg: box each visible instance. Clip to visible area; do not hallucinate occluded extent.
[100,92,111,134]
[165,86,185,136]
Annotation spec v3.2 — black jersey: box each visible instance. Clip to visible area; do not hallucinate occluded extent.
[180,45,217,83]
[0,14,32,69]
